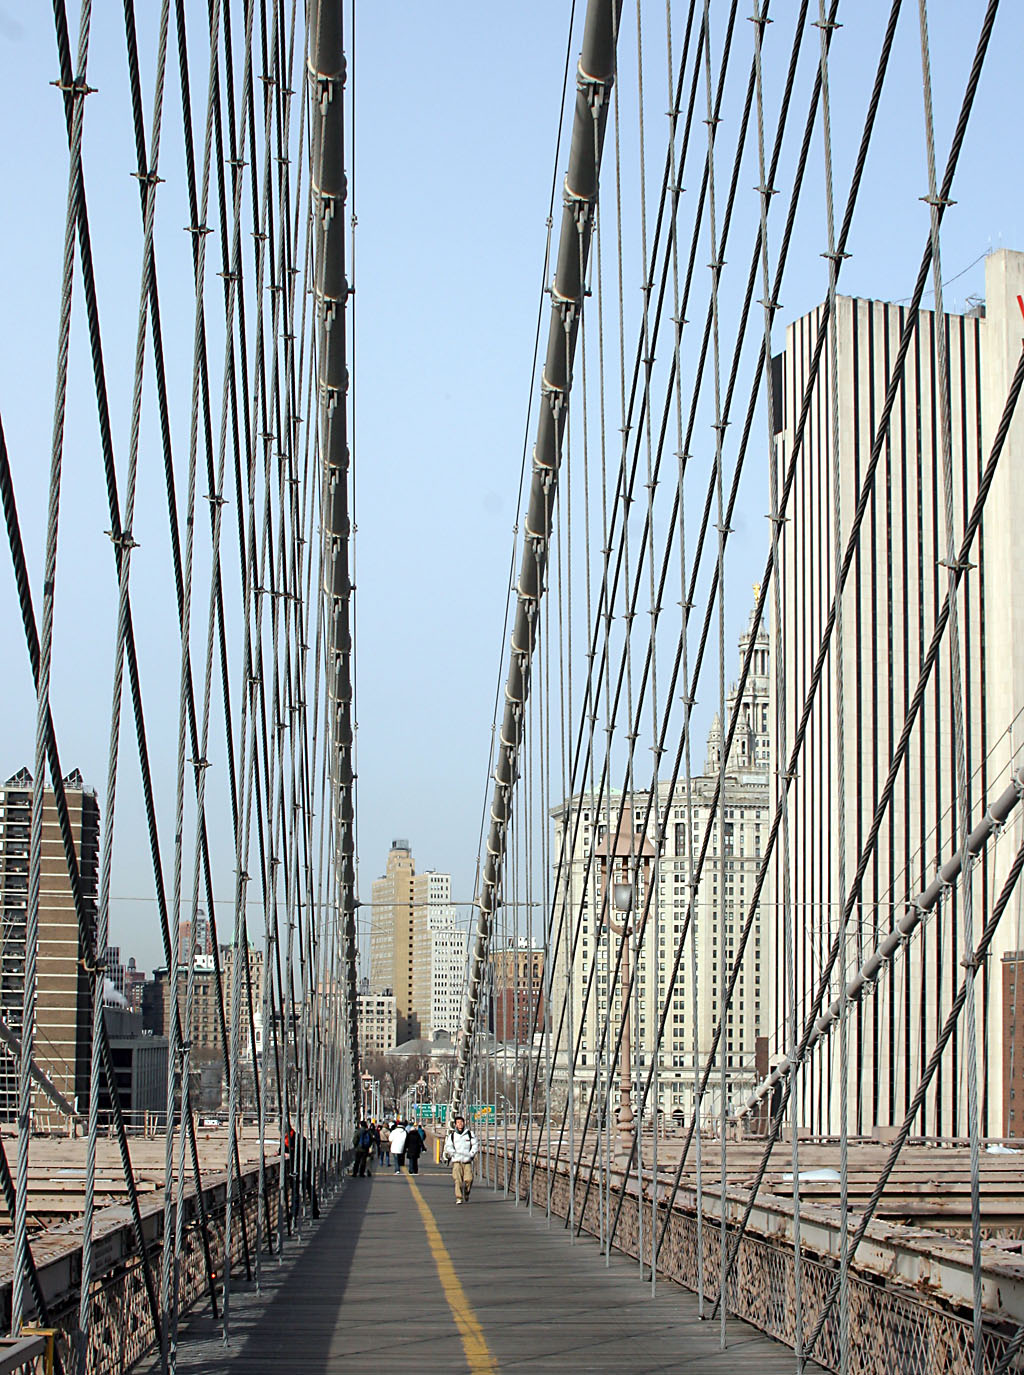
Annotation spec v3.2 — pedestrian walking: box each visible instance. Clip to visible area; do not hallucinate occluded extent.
[379,1121,391,1167]
[352,1120,373,1177]
[442,1113,479,1204]
[404,1120,425,1174]
[389,1119,408,1173]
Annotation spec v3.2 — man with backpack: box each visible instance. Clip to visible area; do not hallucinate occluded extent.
[352,1120,374,1177]
[441,1113,479,1204]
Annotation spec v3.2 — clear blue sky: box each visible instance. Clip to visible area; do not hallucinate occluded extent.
[0,1,1020,976]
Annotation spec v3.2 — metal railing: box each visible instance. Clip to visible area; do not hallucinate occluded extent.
[488,1146,1024,1375]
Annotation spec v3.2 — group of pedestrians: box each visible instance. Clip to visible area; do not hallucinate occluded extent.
[351,1117,428,1176]
[348,1111,481,1205]
[387,1118,427,1173]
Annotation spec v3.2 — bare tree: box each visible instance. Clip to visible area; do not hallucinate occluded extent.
[361,1052,429,1116]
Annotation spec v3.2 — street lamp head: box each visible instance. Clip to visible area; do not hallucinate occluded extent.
[612,882,634,913]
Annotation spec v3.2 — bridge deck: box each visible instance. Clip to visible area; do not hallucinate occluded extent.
[153,1160,815,1372]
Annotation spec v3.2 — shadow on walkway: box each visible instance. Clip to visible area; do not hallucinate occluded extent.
[154,1175,375,1374]
[151,1163,823,1373]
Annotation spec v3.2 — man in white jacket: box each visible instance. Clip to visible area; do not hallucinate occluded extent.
[441,1113,479,1204]
[389,1120,408,1174]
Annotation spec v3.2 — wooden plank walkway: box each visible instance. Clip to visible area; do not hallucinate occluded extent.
[148,1159,817,1372]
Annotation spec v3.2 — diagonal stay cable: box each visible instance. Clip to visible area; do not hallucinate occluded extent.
[709,0,1005,1310]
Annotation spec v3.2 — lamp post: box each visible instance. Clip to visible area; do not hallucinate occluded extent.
[597,807,654,1161]
[426,1066,441,1126]
[360,1071,371,1121]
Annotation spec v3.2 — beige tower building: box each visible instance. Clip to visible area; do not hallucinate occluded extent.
[370,840,416,1040]
[0,768,95,1120]
[768,250,1024,1137]
[550,607,770,1119]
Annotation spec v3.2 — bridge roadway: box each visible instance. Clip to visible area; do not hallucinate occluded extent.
[151,1158,818,1373]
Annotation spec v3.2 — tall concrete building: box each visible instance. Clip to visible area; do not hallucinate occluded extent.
[178,913,212,967]
[411,869,452,1037]
[489,939,546,1043]
[413,876,465,1041]
[551,607,770,1118]
[356,977,397,1059]
[768,250,1024,1137]
[157,942,264,1064]
[370,840,416,1040]
[0,768,96,1120]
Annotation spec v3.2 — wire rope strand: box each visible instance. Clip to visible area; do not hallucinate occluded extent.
[720,4,1003,1294]
[81,0,174,1360]
[915,3,983,1368]
[15,0,94,1331]
[814,2,848,1368]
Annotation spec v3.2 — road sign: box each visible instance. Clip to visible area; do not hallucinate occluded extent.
[413,1104,447,1123]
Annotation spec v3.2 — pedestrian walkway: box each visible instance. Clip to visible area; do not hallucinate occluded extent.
[153,1161,817,1372]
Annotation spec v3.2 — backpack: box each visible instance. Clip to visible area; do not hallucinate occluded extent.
[359,1128,373,1149]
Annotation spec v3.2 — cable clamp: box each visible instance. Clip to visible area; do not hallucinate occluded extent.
[748,8,772,29]
[105,528,139,552]
[938,556,975,573]
[563,182,595,214]
[131,169,164,188]
[52,78,96,97]
[188,756,211,771]
[185,222,212,238]
[577,62,612,116]
[920,194,956,209]
[812,17,842,31]
[960,950,984,973]
[204,492,228,508]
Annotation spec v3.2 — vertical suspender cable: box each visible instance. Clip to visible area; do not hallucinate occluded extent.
[817,3,847,1366]
[916,3,982,1367]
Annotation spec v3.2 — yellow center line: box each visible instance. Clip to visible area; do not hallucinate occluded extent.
[404,1174,498,1372]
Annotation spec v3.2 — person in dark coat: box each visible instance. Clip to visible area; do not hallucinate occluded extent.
[403,1120,425,1174]
[352,1121,373,1177]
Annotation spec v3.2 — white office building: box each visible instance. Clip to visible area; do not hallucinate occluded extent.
[412,871,466,1040]
[767,250,1024,1137]
[550,607,771,1120]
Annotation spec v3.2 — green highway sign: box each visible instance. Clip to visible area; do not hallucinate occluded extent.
[413,1104,448,1122]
